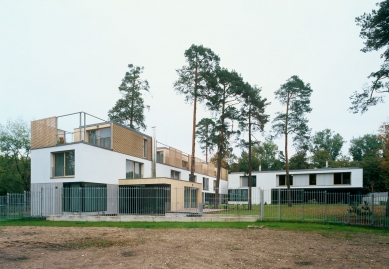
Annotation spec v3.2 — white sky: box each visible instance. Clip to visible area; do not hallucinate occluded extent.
[0,0,387,161]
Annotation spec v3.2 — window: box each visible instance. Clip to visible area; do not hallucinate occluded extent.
[143,138,148,158]
[184,187,197,208]
[278,175,293,186]
[182,160,188,170]
[309,174,316,185]
[203,177,209,190]
[213,180,216,190]
[240,176,257,187]
[126,160,142,179]
[88,128,111,149]
[171,170,180,179]
[188,175,197,182]
[228,189,248,202]
[157,151,164,163]
[334,172,351,185]
[53,151,75,177]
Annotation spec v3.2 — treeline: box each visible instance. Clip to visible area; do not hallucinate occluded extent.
[0,119,30,195]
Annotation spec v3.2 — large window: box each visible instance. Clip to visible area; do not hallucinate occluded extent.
[171,170,180,179]
[203,177,209,190]
[53,151,75,177]
[228,189,248,202]
[88,128,111,149]
[309,174,316,185]
[240,176,257,187]
[334,172,351,185]
[278,175,293,186]
[126,160,142,179]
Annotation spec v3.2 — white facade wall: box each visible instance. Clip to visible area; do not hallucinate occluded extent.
[31,143,227,194]
[228,168,363,190]
[31,143,152,185]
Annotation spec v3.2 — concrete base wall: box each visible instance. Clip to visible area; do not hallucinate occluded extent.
[46,214,258,222]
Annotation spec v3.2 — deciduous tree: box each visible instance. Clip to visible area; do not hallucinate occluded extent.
[0,118,31,193]
[349,134,382,161]
[310,129,345,161]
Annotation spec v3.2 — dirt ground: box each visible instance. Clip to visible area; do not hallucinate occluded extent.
[0,226,388,269]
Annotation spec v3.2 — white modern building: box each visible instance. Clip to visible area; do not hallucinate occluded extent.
[30,112,228,216]
[228,168,363,204]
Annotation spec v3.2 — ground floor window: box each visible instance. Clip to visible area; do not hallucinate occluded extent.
[184,187,197,208]
[228,189,248,202]
[53,150,75,177]
[119,185,171,215]
[126,160,142,179]
[62,182,106,212]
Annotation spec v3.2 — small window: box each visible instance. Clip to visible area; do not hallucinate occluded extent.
[213,180,217,190]
[309,174,316,185]
[240,176,256,187]
[189,174,197,182]
[278,175,293,186]
[171,170,180,179]
[126,160,142,179]
[157,151,164,163]
[203,177,209,190]
[53,151,75,177]
[334,172,351,185]
[143,139,148,158]
[182,160,188,169]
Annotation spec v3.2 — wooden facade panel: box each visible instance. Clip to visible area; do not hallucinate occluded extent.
[112,124,149,159]
[31,117,57,149]
[147,138,152,161]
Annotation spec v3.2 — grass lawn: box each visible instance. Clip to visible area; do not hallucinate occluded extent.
[0,218,388,235]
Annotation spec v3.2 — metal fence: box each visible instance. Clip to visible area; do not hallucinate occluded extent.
[1,188,388,227]
[0,192,30,221]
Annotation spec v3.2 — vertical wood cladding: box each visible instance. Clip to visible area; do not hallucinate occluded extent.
[112,124,152,161]
[31,117,57,149]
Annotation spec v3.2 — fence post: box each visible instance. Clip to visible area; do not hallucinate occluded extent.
[278,189,281,221]
[371,193,375,226]
[23,191,26,218]
[79,187,82,216]
[40,187,43,218]
[302,190,304,221]
[324,191,327,222]
[260,189,264,221]
[347,193,350,224]
[6,193,9,221]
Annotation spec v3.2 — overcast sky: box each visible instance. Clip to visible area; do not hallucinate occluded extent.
[0,0,387,161]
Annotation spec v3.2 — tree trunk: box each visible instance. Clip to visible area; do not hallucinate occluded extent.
[190,95,197,182]
[248,106,252,210]
[285,96,292,207]
[190,53,199,183]
[215,86,226,209]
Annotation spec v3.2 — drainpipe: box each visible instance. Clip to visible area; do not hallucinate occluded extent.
[152,127,156,178]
